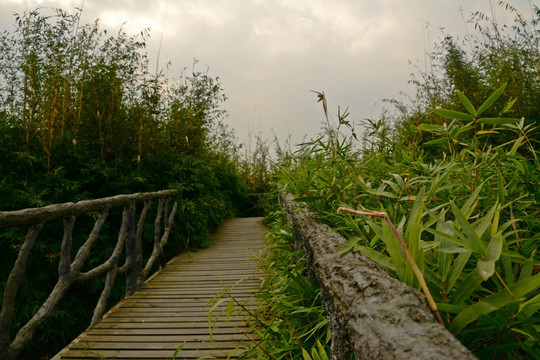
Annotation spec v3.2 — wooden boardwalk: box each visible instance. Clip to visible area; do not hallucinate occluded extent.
[53,217,266,360]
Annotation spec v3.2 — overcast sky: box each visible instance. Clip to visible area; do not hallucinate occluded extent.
[0,0,534,148]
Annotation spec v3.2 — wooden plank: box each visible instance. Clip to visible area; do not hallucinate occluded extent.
[53,217,266,360]
[81,334,249,342]
[56,349,243,359]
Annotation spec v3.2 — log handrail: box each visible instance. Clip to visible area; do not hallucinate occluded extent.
[281,194,477,360]
[0,190,181,360]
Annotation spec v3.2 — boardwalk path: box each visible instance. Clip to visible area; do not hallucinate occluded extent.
[53,217,266,360]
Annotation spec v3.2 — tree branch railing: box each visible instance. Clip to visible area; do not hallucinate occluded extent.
[0,189,181,360]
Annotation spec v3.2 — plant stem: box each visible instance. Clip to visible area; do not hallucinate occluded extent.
[241,330,276,360]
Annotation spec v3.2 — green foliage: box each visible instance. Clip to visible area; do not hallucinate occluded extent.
[0,7,251,359]
[279,82,539,357]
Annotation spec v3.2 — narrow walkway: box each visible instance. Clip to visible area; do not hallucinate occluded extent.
[53,217,266,360]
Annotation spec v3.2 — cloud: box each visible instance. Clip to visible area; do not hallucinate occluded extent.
[0,0,534,146]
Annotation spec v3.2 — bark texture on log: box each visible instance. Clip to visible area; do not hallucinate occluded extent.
[281,194,477,360]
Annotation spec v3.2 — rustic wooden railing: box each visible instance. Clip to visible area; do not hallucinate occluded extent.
[0,189,181,360]
[281,194,478,360]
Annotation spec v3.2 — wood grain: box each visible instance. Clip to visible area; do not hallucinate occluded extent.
[52,217,266,360]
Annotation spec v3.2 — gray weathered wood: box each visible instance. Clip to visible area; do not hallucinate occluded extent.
[0,190,181,359]
[0,222,44,360]
[0,190,180,228]
[53,217,265,360]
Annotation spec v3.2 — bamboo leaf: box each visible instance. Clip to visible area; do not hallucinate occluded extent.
[519,293,540,316]
[438,247,471,253]
[497,172,505,205]
[507,136,524,155]
[381,219,405,279]
[424,137,452,145]
[457,90,477,116]
[172,341,186,359]
[477,259,495,281]
[450,201,485,254]
[449,273,540,333]
[432,108,474,121]
[446,251,472,291]
[316,340,329,360]
[294,196,324,203]
[366,189,398,198]
[485,232,503,262]
[338,239,355,255]
[477,117,521,125]
[501,97,517,114]
[477,83,507,116]
[452,269,484,305]
[519,253,535,281]
[476,130,499,135]
[226,300,234,323]
[417,124,444,131]
[475,202,498,240]
[404,188,425,286]
[353,244,396,271]
[461,185,483,216]
[302,348,313,360]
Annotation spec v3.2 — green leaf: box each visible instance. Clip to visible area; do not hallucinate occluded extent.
[477,83,507,116]
[438,220,455,282]
[449,272,540,333]
[485,232,503,262]
[302,348,313,360]
[338,240,355,255]
[432,108,474,122]
[457,90,477,116]
[452,269,484,305]
[294,196,324,203]
[417,123,444,131]
[424,137,452,145]
[366,189,397,198]
[226,300,234,323]
[461,184,483,216]
[477,259,495,281]
[476,130,499,135]
[507,136,524,155]
[381,219,405,279]
[354,244,396,271]
[446,251,472,291]
[450,201,485,254]
[172,341,186,359]
[497,172,505,205]
[404,188,425,287]
[501,97,517,114]
[519,293,540,317]
[475,202,498,240]
[316,340,329,360]
[519,253,535,281]
[477,117,521,125]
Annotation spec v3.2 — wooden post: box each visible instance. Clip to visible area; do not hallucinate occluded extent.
[123,202,139,298]
[0,223,44,360]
